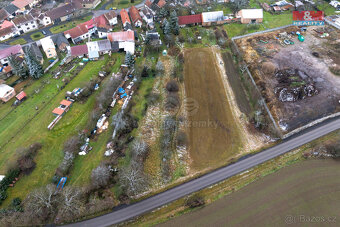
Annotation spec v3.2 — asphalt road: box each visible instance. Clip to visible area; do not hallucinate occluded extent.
[65,117,340,227]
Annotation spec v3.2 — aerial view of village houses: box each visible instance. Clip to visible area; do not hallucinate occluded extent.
[0,0,339,226]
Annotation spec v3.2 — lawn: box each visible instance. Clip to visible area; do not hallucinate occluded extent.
[50,15,93,34]
[69,53,124,186]
[105,0,143,10]
[9,38,27,45]
[0,57,110,207]
[318,3,337,16]
[224,11,292,38]
[30,32,45,41]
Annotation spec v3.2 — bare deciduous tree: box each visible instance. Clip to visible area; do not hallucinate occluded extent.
[56,187,84,221]
[63,136,81,155]
[118,162,148,197]
[131,139,149,161]
[91,165,112,189]
[24,184,57,220]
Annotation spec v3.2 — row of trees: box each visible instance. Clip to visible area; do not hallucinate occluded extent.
[8,47,44,80]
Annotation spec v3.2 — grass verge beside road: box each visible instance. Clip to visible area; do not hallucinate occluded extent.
[225,12,292,38]
[50,15,93,34]
[9,38,27,45]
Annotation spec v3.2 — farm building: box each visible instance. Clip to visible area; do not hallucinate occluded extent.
[0,84,15,102]
[69,45,88,57]
[129,6,143,27]
[237,9,263,24]
[201,11,225,26]
[40,36,57,58]
[107,30,135,54]
[178,14,202,27]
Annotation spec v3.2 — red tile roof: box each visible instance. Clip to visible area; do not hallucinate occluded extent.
[16,91,26,100]
[157,0,166,8]
[120,9,131,25]
[52,108,64,115]
[107,30,134,42]
[178,14,202,25]
[12,0,34,9]
[129,6,142,24]
[145,0,152,7]
[60,99,72,106]
[94,15,110,29]
[12,14,34,26]
[0,25,16,37]
[103,10,117,21]
[64,24,89,39]
[0,45,23,60]
[0,20,13,29]
[70,45,88,56]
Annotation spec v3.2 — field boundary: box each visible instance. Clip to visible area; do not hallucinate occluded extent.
[231,24,340,139]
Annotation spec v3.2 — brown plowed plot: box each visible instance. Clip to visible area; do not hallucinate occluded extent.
[159,159,340,227]
[184,48,242,170]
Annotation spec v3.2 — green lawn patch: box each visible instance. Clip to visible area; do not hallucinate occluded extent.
[50,15,92,34]
[0,57,110,207]
[318,3,337,16]
[224,12,292,38]
[30,32,45,41]
[9,38,26,45]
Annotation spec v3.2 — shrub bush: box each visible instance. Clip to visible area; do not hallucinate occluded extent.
[166,80,179,92]
[185,194,205,208]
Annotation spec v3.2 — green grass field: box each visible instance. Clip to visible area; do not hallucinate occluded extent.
[50,15,92,34]
[9,38,27,45]
[30,32,45,41]
[69,54,123,186]
[0,56,116,207]
[224,12,292,38]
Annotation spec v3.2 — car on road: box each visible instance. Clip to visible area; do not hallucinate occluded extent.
[42,30,47,35]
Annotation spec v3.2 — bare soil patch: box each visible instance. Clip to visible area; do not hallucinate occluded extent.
[183,48,242,170]
[235,26,340,132]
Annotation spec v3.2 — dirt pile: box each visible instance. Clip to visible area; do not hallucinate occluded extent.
[274,69,318,102]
